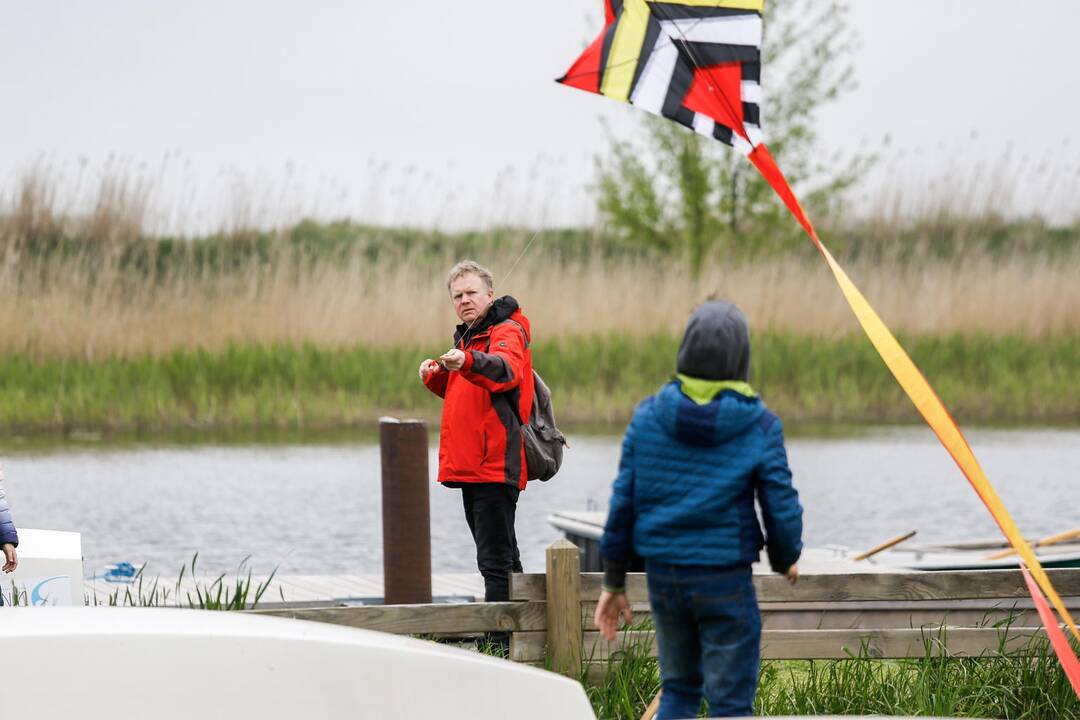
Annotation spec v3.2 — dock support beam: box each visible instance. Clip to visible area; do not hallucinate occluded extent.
[380,417,432,605]
[545,539,582,676]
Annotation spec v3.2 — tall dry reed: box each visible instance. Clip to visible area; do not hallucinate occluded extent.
[2,165,1079,360]
[1,247,1078,360]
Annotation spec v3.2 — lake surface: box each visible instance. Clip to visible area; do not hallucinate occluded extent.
[3,427,1078,580]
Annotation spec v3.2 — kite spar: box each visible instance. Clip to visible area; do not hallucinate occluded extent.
[558,0,1080,685]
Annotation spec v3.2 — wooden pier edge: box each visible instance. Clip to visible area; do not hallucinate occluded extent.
[511,626,1049,663]
[511,567,1080,604]
[251,600,546,634]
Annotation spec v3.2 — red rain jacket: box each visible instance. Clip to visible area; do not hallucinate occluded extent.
[423,297,535,490]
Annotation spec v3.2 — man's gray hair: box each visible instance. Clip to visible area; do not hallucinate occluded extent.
[446,260,494,294]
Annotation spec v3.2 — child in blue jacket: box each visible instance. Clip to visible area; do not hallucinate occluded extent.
[594,300,802,719]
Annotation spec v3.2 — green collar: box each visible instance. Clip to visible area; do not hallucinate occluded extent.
[676,374,757,406]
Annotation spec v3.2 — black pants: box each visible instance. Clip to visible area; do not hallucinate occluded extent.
[461,483,523,602]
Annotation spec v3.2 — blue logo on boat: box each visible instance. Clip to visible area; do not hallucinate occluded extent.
[31,576,68,606]
[103,562,137,583]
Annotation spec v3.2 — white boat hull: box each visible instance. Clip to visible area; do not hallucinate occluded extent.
[863,542,1080,571]
[0,608,595,719]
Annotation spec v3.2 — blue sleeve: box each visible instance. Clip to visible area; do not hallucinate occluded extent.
[600,419,636,564]
[0,472,18,548]
[755,415,802,573]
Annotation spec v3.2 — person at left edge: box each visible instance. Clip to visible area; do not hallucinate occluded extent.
[1,462,20,575]
[419,260,535,602]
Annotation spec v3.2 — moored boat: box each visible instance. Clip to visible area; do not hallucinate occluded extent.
[862,540,1080,571]
[549,511,1080,573]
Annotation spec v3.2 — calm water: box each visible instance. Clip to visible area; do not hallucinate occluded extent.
[3,427,1078,579]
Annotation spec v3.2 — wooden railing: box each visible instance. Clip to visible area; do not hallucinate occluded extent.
[252,540,1080,679]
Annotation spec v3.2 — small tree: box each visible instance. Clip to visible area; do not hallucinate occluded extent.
[595,0,872,275]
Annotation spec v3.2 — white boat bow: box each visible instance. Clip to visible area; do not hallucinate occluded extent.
[0,608,596,719]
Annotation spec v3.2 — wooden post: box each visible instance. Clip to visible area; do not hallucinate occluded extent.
[545,538,582,677]
[380,417,432,605]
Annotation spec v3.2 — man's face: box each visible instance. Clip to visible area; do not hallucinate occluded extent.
[450,273,494,325]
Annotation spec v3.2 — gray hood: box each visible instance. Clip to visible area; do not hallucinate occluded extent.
[675,300,751,381]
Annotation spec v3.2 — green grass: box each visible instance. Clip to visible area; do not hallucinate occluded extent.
[757,652,1080,718]
[85,554,279,610]
[0,331,1077,436]
[578,633,1080,719]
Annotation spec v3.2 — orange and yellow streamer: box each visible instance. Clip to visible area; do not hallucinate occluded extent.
[1023,564,1080,692]
[748,144,1080,651]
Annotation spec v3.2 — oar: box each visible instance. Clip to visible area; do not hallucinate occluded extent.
[640,690,661,720]
[853,530,918,561]
[986,526,1080,560]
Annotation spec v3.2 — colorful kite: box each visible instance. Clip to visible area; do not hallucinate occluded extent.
[559,0,765,153]
[559,0,1080,686]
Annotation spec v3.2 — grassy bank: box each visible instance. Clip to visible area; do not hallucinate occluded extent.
[3,181,1079,436]
[0,331,1076,435]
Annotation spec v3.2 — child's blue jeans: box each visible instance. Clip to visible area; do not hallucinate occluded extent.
[645,560,761,719]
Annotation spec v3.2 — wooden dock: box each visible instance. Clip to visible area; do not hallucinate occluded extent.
[81,546,893,608]
[78,541,1080,686]
[242,544,1080,684]
[84,573,486,607]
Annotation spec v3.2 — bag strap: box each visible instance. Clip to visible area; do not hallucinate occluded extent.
[481,319,532,428]
[485,318,530,351]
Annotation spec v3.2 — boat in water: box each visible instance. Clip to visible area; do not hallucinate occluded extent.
[859,537,1080,571]
[549,511,1080,573]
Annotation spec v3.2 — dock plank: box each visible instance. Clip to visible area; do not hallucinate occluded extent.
[512,569,1080,603]
[252,601,547,634]
[512,626,1049,663]
[83,573,485,607]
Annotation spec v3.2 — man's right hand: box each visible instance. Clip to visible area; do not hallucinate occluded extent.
[418,359,441,382]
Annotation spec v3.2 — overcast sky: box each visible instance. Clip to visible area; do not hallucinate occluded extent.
[2,0,1078,233]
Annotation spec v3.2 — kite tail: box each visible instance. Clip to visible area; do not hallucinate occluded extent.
[747,143,1080,661]
[1023,563,1080,695]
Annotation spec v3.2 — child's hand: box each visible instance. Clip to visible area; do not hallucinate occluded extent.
[784,564,799,585]
[2,543,16,573]
[595,590,632,641]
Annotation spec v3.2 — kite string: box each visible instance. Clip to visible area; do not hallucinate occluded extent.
[455,227,543,350]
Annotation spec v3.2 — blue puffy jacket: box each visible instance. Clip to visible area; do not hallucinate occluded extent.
[600,381,802,574]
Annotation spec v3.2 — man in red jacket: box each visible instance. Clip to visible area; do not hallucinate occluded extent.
[419,260,535,602]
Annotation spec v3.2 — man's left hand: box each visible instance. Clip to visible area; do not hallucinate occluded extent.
[440,349,467,371]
